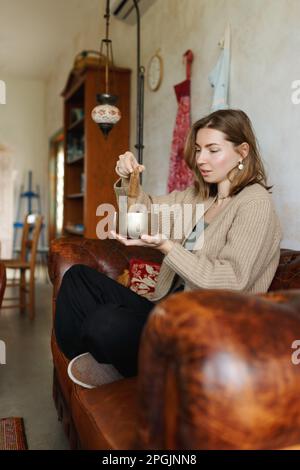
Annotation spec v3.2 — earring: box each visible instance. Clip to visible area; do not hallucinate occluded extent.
[238,160,244,170]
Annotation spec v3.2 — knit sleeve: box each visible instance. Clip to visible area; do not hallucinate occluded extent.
[163,198,280,291]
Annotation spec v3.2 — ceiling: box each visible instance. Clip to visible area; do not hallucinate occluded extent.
[0,0,101,80]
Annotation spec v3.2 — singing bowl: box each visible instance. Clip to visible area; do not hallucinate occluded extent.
[114,211,159,239]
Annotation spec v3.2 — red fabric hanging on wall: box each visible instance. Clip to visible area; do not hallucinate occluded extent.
[167,50,195,193]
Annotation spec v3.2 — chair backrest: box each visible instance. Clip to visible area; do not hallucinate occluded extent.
[0,263,6,308]
[20,214,43,268]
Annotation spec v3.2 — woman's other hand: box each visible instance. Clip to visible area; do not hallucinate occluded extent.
[115,151,145,178]
[110,230,174,255]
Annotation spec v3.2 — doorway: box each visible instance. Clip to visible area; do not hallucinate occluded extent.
[49,130,64,243]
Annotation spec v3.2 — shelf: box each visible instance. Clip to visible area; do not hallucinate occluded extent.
[62,64,130,239]
[68,117,84,131]
[66,193,84,199]
[65,224,84,236]
[66,154,84,164]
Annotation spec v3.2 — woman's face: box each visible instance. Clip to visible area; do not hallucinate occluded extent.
[195,128,243,183]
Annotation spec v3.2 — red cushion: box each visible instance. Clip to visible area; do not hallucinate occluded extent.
[128,258,161,297]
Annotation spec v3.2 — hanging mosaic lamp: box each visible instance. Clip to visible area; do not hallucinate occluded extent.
[91,0,121,138]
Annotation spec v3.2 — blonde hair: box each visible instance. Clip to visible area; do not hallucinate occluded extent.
[184,109,272,200]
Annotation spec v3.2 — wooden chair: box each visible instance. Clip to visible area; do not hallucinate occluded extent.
[0,263,6,308]
[1,214,43,320]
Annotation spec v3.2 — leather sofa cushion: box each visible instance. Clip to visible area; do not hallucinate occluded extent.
[70,377,139,450]
[51,333,73,403]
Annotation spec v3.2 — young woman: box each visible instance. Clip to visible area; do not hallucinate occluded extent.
[54,109,282,387]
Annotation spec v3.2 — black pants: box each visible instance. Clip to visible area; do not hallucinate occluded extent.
[54,264,155,377]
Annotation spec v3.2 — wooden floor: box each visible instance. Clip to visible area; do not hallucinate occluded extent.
[0,272,69,449]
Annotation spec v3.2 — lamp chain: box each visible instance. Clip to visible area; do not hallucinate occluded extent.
[103,0,111,94]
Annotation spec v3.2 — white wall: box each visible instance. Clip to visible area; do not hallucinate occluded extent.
[0,75,47,251]
[46,0,300,250]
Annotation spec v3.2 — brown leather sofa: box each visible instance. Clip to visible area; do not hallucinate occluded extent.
[49,238,300,450]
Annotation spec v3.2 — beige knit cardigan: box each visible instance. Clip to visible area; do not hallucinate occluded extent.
[114,177,282,302]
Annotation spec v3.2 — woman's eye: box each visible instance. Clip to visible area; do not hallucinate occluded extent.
[210,149,219,153]
[194,148,201,154]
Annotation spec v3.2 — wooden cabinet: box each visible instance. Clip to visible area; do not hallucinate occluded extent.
[61,64,131,238]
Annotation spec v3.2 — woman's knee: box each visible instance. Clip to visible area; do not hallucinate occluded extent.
[63,264,106,284]
[60,264,93,291]
[63,264,87,281]
[56,265,88,317]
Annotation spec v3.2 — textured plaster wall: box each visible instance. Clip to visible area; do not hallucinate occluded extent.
[46,0,300,249]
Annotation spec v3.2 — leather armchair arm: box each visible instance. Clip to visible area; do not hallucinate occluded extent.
[138,288,300,450]
[0,263,6,308]
[49,237,163,305]
[269,248,300,290]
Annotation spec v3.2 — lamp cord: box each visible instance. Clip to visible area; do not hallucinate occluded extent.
[133,0,144,182]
